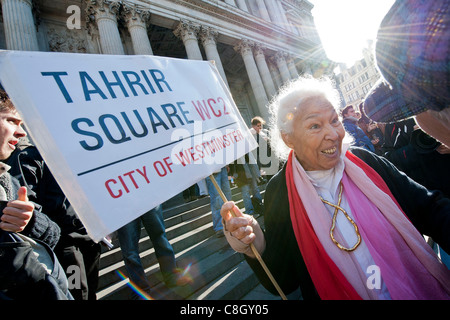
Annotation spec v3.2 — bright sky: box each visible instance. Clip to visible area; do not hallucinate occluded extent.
[309,0,395,66]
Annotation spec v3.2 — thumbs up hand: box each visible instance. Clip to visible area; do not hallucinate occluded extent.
[0,187,34,233]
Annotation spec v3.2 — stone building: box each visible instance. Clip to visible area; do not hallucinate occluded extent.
[335,40,381,110]
[0,0,332,123]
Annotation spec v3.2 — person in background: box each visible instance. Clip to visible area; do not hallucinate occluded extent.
[117,205,192,300]
[229,154,264,217]
[341,105,375,153]
[249,116,269,184]
[380,118,450,197]
[206,166,232,238]
[196,179,208,199]
[0,88,102,300]
[357,103,384,156]
[0,92,72,299]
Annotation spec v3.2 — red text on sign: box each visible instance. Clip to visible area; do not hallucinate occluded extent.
[192,97,230,121]
[105,166,150,199]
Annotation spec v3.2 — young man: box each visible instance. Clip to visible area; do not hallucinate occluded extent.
[0,89,102,300]
[341,105,375,152]
[0,91,72,299]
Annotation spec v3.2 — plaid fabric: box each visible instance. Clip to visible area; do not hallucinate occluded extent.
[363,80,427,123]
[363,0,449,123]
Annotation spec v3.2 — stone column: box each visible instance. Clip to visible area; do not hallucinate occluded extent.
[268,62,282,90]
[235,39,269,119]
[263,0,282,27]
[123,5,153,55]
[88,0,124,55]
[174,20,203,60]
[254,44,276,98]
[287,56,299,79]
[301,61,314,76]
[200,26,228,86]
[275,1,293,32]
[255,0,271,22]
[274,51,291,83]
[235,0,249,12]
[1,0,39,51]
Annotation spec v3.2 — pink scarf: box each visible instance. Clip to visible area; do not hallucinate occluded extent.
[288,150,450,299]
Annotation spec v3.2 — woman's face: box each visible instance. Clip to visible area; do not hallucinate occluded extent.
[282,96,345,171]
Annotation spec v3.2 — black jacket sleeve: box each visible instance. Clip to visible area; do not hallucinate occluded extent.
[0,201,60,249]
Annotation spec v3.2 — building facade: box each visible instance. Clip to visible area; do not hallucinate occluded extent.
[335,40,381,110]
[0,0,333,124]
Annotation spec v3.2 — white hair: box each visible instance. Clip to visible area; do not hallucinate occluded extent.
[268,75,342,161]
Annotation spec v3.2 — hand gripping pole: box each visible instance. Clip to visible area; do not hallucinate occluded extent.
[209,174,287,300]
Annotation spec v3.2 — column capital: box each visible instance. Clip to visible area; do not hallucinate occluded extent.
[253,43,269,57]
[274,50,288,62]
[173,19,200,42]
[285,53,297,64]
[199,26,218,46]
[86,0,120,36]
[234,39,254,56]
[122,3,150,29]
[86,0,120,22]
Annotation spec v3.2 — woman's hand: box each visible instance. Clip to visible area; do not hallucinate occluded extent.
[220,201,256,245]
[220,201,265,258]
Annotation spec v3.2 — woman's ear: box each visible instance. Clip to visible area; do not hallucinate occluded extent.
[281,132,294,149]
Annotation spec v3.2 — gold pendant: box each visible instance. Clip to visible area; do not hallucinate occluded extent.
[320,183,361,252]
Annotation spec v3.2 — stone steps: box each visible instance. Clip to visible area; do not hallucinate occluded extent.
[96,184,283,300]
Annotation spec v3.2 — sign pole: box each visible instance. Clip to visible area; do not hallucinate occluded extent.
[208,174,288,300]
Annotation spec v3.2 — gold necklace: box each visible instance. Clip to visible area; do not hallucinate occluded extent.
[320,183,361,252]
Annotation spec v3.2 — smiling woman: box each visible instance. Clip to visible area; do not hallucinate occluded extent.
[268,76,342,162]
[220,75,450,300]
[280,96,345,171]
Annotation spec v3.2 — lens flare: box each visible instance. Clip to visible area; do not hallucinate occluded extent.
[174,263,194,286]
[116,270,154,300]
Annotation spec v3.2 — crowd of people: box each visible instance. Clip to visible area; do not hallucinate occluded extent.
[1,0,449,301]
[0,86,270,300]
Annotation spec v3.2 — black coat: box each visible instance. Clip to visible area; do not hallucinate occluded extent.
[246,147,450,300]
[6,143,89,247]
[0,169,68,300]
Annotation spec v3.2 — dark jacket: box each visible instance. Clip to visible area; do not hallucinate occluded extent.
[0,230,70,300]
[343,118,375,152]
[6,143,90,246]
[382,119,450,197]
[246,147,450,299]
[0,167,68,299]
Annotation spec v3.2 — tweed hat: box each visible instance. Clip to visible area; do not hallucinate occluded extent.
[363,0,450,123]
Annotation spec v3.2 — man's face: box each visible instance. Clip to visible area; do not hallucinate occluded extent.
[0,110,26,160]
[343,107,356,119]
[253,122,262,134]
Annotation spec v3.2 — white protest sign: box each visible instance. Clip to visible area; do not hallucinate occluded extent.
[0,50,257,242]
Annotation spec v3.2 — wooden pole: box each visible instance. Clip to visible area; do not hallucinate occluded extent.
[209,174,287,300]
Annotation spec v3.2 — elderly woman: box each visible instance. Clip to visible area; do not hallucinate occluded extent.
[220,76,450,300]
